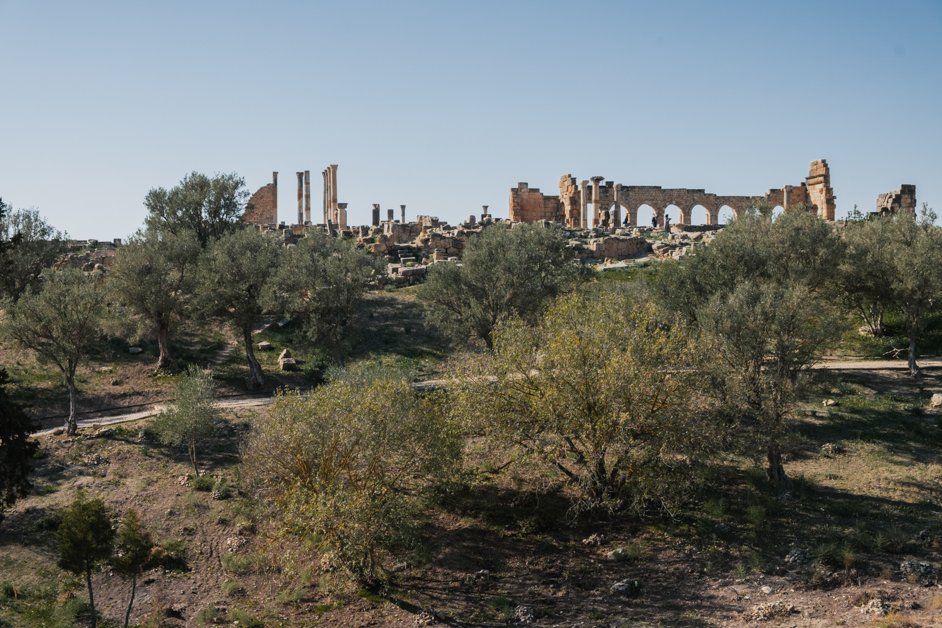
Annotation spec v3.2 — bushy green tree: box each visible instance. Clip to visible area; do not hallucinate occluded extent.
[111,509,153,628]
[198,227,283,388]
[108,229,201,372]
[267,231,379,357]
[654,208,845,490]
[244,368,459,583]
[57,492,115,628]
[144,172,247,248]
[886,208,942,375]
[699,281,842,488]
[837,215,898,336]
[3,268,105,435]
[152,366,218,476]
[0,368,37,521]
[453,290,714,514]
[0,206,68,301]
[418,223,581,348]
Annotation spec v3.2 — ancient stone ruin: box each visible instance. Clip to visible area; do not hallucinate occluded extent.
[509,159,837,228]
[875,184,917,217]
[243,172,278,226]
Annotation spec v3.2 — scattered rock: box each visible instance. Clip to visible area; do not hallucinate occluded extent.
[52,428,65,436]
[128,346,143,355]
[823,399,838,407]
[257,341,272,351]
[900,559,938,585]
[110,378,123,386]
[513,605,535,624]
[581,533,604,546]
[278,349,297,371]
[760,585,772,594]
[929,393,942,408]
[225,536,248,553]
[821,442,844,456]
[747,601,798,621]
[414,609,439,625]
[609,579,641,597]
[606,546,636,561]
[462,569,493,591]
[81,453,109,466]
[783,547,810,567]
[859,597,890,615]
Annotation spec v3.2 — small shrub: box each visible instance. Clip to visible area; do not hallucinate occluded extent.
[221,579,245,598]
[191,476,214,492]
[151,539,188,572]
[221,553,256,575]
[212,477,233,500]
[196,605,225,624]
[228,608,264,628]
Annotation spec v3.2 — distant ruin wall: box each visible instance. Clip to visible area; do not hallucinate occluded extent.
[244,172,278,226]
[509,159,837,228]
[508,183,563,223]
[876,184,916,216]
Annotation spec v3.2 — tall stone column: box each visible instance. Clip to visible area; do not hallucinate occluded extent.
[296,172,304,225]
[328,164,339,223]
[322,170,329,224]
[580,180,588,229]
[372,204,381,227]
[387,209,395,222]
[400,205,406,224]
[272,171,279,223]
[303,171,311,224]
[590,177,604,229]
[612,184,622,228]
[337,203,348,229]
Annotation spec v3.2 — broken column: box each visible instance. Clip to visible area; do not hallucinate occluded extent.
[338,203,348,229]
[303,171,311,224]
[590,177,604,228]
[296,172,304,225]
[400,205,406,224]
[372,204,381,227]
[387,209,395,222]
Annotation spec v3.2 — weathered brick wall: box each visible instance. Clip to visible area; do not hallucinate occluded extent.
[876,184,916,216]
[805,159,836,220]
[244,173,278,226]
[509,183,563,223]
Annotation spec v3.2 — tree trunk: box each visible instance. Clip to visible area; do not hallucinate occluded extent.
[908,326,921,377]
[243,327,264,389]
[155,322,176,373]
[766,442,790,493]
[189,441,199,477]
[86,568,97,628]
[123,574,137,628]
[66,376,78,436]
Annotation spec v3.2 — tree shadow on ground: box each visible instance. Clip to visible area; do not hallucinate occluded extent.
[346,292,451,370]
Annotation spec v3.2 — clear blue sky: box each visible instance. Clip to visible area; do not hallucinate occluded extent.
[1,0,940,238]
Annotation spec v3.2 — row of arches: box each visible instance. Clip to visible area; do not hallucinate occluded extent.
[589,202,786,228]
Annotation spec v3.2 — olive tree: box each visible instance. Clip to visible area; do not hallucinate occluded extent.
[653,208,845,491]
[453,290,714,514]
[3,268,105,435]
[244,368,460,583]
[266,231,379,357]
[57,492,115,628]
[198,228,283,388]
[144,172,247,248]
[111,509,154,628]
[151,366,218,476]
[108,229,200,372]
[418,223,582,348]
[0,368,37,521]
[699,280,842,489]
[0,205,68,301]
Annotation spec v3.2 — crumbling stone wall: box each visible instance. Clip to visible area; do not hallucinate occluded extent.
[876,184,916,216]
[509,183,564,223]
[244,172,278,226]
[511,159,838,229]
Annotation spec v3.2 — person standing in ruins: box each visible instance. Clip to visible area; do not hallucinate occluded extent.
[664,214,671,231]
[651,215,657,229]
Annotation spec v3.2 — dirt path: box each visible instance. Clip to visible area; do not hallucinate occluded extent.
[33,357,942,436]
